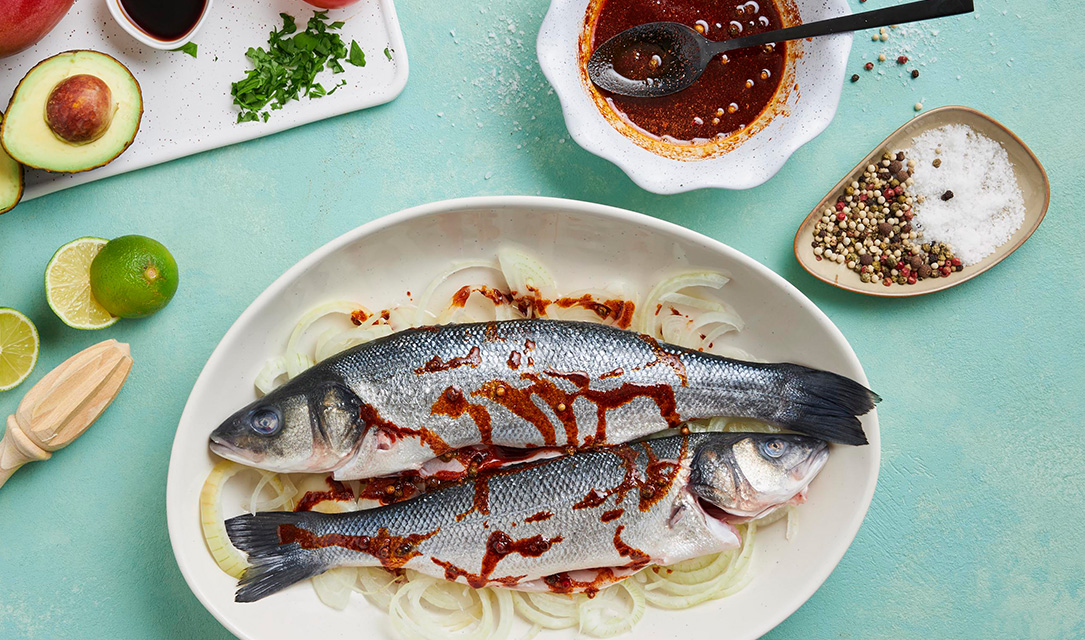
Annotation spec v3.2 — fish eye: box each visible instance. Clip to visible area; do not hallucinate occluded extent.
[249,408,281,436]
[759,438,786,459]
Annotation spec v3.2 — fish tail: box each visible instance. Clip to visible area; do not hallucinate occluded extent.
[226,511,332,603]
[775,365,880,445]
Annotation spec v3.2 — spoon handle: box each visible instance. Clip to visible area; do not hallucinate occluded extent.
[709,0,974,56]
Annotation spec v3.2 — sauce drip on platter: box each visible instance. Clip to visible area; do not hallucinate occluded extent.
[589,0,788,143]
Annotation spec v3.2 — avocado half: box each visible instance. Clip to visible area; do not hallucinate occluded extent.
[1,50,142,173]
[0,115,22,214]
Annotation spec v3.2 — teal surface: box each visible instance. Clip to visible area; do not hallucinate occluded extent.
[1,0,1082,637]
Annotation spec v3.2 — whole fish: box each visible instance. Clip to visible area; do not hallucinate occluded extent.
[226,432,829,602]
[210,319,876,479]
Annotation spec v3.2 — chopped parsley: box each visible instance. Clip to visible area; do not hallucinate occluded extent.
[174,42,198,58]
[349,40,366,67]
[231,11,366,123]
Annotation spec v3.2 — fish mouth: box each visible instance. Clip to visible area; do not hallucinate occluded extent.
[690,493,742,544]
[209,434,261,465]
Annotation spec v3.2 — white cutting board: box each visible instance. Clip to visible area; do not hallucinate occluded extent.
[0,0,408,201]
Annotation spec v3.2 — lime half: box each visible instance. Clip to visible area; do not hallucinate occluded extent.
[45,237,119,330]
[0,308,39,392]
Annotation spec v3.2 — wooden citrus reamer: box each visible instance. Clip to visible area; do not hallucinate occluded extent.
[0,340,132,489]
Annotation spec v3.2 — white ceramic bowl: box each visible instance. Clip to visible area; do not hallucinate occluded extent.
[105,0,213,50]
[167,196,879,640]
[537,0,853,193]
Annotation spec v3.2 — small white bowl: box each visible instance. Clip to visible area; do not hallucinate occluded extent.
[105,0,213,51]
[537,0,852,193]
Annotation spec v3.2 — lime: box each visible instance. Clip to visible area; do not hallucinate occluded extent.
[45,237,119,330]
[89,235,178,319]
[0,308,40,392]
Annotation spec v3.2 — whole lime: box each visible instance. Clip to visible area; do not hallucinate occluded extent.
[89,235,178,318]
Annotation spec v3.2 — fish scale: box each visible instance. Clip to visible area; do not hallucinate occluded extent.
[225,432,830,602]
[210,319,876,480]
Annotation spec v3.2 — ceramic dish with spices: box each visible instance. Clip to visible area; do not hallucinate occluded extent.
[794,106,1049,297]
[538,0,851,193]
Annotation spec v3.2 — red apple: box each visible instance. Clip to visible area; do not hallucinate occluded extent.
[302,0,361,8]
[0,0,75,59]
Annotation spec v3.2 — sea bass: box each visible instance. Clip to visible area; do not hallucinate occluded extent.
[226,432,829,602]
[209,319,876,479]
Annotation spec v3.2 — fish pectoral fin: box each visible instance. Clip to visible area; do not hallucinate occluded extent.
[667,503,688,528]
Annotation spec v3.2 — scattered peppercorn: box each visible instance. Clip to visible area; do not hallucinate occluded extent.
[941,190,954,201]
[897,55,909,64]
[911,69,920,79]
[864,62,874,71]
[851,74,860,83]
[932,158,942,168]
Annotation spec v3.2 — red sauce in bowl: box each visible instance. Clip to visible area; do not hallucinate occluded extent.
[589,0,788,143]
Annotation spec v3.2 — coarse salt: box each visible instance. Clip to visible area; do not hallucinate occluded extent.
[906,124,1025,265]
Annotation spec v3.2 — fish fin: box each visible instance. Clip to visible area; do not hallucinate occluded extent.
[226,512,331,603]
[779,365,880,445]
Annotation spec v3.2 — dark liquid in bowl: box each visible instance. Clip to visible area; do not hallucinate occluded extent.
[590,0,788,143]
[119,0,207,41]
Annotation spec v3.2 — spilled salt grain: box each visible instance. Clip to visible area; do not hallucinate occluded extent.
[906,124,1025,265]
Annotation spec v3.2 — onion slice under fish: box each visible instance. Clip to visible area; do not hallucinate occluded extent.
[199,460,297,579]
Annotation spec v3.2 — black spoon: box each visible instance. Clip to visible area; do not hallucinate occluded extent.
[588,0,974,98]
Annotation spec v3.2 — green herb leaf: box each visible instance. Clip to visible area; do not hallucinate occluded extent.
[384,47,392,61]
[231,11,367,123]
[349,40,365,67]
[174,42,198,58]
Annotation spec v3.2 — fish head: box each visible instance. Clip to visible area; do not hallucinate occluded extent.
[209,375,364,474]
[688,433,829,521]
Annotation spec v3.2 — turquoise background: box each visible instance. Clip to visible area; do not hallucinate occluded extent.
[1,0,1082,637]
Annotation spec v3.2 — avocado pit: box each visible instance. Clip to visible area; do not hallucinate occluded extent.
[46,74,114,144]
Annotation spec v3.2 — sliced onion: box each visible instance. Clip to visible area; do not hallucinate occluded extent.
[200,460,297,579]
[577,579,645,638]
[286,301,373,355]
[313,568,359,610]
[314,324,394,362]
[254,356,287,396]
[512,592,581,629]
[414,260,503,326]
[388,575,513,640]
[498,247,557,304]
[355,567,401,611]
[636,271,731,336]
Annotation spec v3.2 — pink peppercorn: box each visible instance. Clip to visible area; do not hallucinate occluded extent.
[837,212,847,221]
[897,55,908,64]
[907,275,917,285]
[835,202,846,211]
